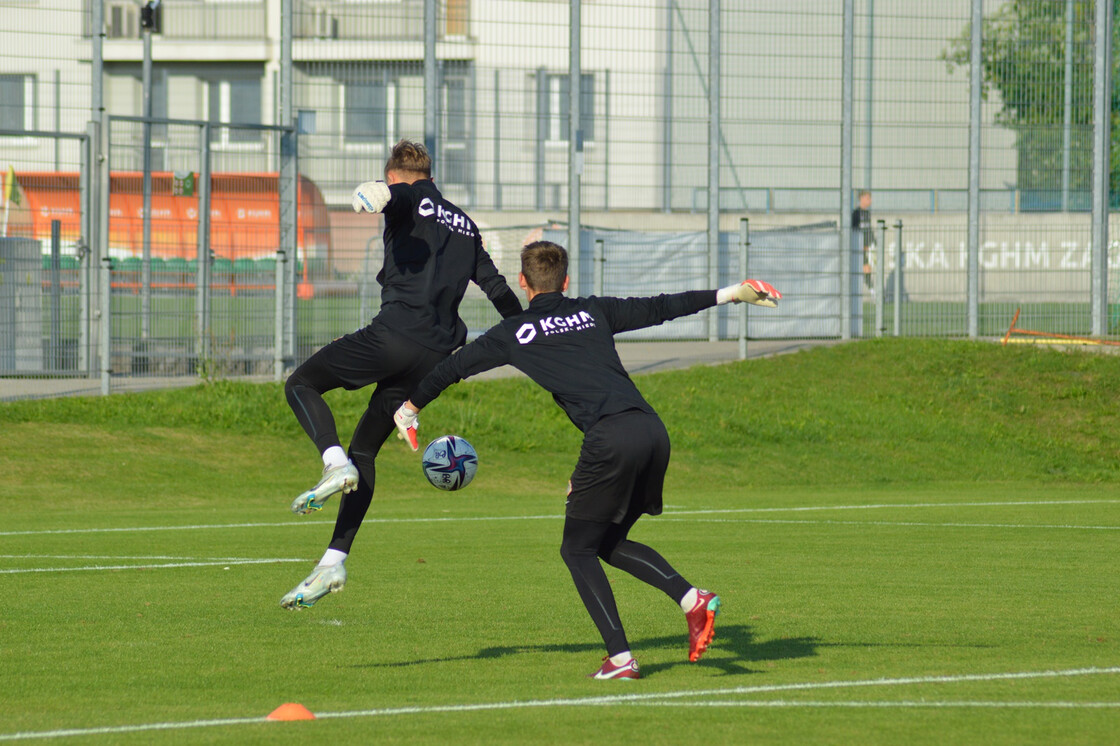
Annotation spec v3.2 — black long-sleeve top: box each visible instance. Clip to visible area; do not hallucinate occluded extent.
[376,179,521,352]
[411,290,717,432]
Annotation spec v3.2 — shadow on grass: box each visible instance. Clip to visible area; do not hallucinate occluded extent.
[349,624,821,678]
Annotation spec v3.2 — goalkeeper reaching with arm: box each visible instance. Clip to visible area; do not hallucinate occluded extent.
[393,240,780,679]
[279,139,521,610]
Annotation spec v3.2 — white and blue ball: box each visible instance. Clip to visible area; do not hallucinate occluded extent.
[421,435,478,491]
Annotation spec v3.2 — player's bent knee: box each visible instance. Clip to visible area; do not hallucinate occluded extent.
[560,541,597,568]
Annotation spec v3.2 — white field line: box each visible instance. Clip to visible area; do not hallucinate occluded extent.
[660,518,1120,531]
[665,499,1120,515]
[0,666,1116,742]
[2,499,1117,538]
[0,554,298,560]
[631,700,1120,709]
[0,558,307,575]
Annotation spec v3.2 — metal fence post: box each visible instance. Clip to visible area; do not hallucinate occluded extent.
[967,0,982,339]
[662,0,673,214]
[739,217,749,359]
[281,129,299,367]
[92,0,107,388]
[141,28,153,344]
[568,0,583,299]
[280,0,298,367]
[493,69,502,210]
[1091,0,1112,336]
[196,123,212,369]
[840,0,854,341]
[893,219,903,336]
[80,125,94,376]
[875,218,886,337]
[1061,0,1074,213]
[706,0,720,341]
[100,254,111,395]
[50,220,62,371]
[424,0,438,163]
[274,248,287,382]
[593,238,604,296]
[97,120,110,393]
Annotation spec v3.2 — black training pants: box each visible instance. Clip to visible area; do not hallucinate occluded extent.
[559,412,693,657]
[285,319,446,553]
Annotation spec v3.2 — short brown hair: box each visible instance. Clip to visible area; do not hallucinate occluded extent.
[521,241,568,293]
[384,139,431,178]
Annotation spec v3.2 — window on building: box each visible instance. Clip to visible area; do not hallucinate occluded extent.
[444,77,467,141]
[344,79,397,145]
[207,75,262,145]
[542,72,594,143]
[0,75,35,132]
[440,76,470,185]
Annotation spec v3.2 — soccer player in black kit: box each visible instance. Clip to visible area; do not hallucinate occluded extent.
[279,139,522,609]
[393,241,781,679]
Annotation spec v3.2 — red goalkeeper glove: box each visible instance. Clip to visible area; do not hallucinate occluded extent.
[393,403,420,452]
[717,279,782,307]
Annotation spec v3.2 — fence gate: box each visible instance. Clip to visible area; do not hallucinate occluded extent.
[103,116,297,386]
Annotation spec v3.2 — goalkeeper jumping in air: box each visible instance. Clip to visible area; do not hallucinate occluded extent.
[280,139,522,609]
[394,240,780,679]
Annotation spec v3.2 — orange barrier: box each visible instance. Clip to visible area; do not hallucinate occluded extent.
[13,171,331,263]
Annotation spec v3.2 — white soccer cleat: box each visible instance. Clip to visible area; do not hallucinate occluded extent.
[280,563,347,609]
[290,461,359,515]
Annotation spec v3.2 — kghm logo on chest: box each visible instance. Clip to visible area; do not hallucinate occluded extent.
[515,311,596,344]
[418,197,475,237]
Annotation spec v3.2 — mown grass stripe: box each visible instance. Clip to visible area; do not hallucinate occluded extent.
[2,499,1114,537]
[1,666,1115,742]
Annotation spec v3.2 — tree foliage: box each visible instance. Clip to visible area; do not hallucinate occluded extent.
[941,0,1114,202]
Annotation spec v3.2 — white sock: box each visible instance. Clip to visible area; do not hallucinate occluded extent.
[318,548,347,567]
[322,446,348,469]
[680,587,699,613]
[609,651,633,666]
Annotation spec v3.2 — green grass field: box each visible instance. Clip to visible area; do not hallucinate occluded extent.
[2,339,1119,744]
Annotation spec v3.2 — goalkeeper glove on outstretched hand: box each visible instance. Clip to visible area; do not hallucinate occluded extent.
[352,180,392,213]
[716,279,782,307]
[393,403,420,452]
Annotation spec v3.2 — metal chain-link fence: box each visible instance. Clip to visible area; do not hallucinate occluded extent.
[2,0,1119,399]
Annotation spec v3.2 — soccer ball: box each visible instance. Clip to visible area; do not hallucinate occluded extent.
[421,435,478,491]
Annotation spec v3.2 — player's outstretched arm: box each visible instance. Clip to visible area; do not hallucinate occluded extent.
[352,180,392,213]
[393,332,512,450]
[472,243,522,318]
[393,401,421,452]
[716,279,782,307]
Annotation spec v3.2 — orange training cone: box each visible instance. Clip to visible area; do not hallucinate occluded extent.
[267,702,316,721]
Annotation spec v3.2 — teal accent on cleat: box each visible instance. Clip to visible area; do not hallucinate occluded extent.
[290,461,359,515]
[280,563,347,609]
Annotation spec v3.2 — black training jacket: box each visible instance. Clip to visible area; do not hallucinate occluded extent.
[376,179,521,353]
[411,290,717,432]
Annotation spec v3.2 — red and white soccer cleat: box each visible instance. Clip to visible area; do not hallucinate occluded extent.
[686,590,721,662]
[589,656,641,680]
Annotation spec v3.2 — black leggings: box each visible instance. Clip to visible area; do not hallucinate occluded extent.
[559,500,692,657]
[285,321,446,553]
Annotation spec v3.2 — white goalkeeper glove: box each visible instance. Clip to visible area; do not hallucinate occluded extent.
[352,180,392,213]
[393,402,420,452]
[716,279,782,307]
